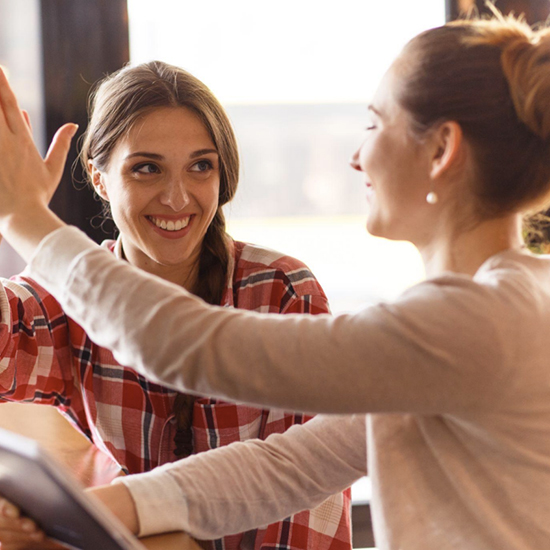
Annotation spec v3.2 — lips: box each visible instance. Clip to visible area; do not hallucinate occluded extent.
[365,182,375,201]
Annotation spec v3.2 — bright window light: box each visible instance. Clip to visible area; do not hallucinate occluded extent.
[129,0,445,104]
[128,1,444,312]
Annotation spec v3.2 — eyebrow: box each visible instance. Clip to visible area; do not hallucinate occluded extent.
[124,149,219,161]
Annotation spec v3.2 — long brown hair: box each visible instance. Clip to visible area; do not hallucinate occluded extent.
[396,14,550,222]
[80,61,240,456]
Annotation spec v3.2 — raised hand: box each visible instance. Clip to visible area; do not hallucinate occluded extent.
[0,67,77,220]
[0,67,76,261]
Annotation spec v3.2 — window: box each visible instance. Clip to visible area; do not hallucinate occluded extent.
[128,0,443,312]
[0,0,43,277]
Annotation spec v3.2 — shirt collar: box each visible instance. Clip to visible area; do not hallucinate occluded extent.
[103,235,236,307]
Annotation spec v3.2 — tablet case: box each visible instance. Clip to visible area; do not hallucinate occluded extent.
[0,427,144,549]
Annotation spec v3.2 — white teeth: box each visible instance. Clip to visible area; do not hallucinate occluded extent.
[150,216,190,231]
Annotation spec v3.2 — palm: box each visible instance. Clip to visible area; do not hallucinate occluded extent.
[0,67,76,221]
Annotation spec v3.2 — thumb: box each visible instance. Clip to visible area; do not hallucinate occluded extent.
[44,123,78,181]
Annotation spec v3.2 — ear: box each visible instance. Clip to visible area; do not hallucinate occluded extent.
[89,161,110,201]
[429,121,464,180]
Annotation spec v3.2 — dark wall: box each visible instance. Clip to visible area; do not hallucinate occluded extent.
[40,0,129,243]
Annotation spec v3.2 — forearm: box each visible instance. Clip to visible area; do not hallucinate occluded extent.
[85,484,139,536]
[113,414,366,539]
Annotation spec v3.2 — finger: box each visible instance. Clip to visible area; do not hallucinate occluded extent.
[0,66,9,130]
[0,66,27,134]
[0,526,44,546]
[21,110,33,134]
[44,123,78,181]
[0,520,45,549]
[0,499,20,519]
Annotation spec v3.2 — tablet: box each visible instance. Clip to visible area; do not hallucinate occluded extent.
[0,427,144,549]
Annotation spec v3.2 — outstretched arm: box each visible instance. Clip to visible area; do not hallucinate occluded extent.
[95,414,366,539]
[0,65,511,417]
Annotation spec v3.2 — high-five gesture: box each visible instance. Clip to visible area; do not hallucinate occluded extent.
[0,67,76,260]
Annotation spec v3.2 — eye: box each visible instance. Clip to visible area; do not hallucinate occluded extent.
[190,159,214,172]
[132,163,160,175]
[365,117,377,131]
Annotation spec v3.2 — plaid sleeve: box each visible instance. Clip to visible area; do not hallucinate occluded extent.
[0,276,75,409]
[251,272,352,550]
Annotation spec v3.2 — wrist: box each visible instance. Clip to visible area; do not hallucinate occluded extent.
[86,483,140,536]
[0,207,65,263]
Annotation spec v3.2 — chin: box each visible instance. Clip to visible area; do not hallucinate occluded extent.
[366,220,407,242]
[365,217,385,239]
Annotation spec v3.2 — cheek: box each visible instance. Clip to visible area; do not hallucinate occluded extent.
[199,181,221,218]
[109,185,154,224]
[358,142,374,172]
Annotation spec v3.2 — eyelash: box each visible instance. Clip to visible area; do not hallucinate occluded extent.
[365,125,377,131]
[131,159,215,174]
[192,159,214,172]
[132,163,159,174]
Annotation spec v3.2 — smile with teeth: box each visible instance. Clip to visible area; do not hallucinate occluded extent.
[148,216,191,232]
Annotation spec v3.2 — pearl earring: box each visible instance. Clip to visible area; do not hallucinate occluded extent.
[426,191,438,205]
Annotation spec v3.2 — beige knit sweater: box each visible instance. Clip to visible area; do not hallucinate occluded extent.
[27,226,550,549]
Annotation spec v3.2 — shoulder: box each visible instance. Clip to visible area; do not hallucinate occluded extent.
[231,240,329,313]
[100,239,117,253]
[232,240,324,295]
[6,273,55,304]
[0,274,65,322]
[387,250,550,363]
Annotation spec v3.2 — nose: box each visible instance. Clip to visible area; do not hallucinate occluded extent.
[159,176,190,211]
[350,147,362,172]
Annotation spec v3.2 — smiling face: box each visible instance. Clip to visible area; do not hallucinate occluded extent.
[350,64,435,244]
[91,106,220,281]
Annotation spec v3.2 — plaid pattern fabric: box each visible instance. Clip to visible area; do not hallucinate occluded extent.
[0,238,351,550]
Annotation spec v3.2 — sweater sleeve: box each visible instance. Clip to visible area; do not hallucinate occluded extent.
[251,260,351,550]
[114,414,366,539]
[29,226,512,415]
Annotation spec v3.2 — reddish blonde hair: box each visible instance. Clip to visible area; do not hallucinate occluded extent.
[397,15,550,219]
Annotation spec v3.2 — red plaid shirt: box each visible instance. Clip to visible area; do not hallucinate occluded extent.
[0,238,351,550]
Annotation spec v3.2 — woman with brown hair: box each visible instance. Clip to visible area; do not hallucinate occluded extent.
[0,61,351,550]
[1,9,550,550]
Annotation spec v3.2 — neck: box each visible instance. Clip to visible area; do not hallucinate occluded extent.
[143,260,200,291]
[418,214,524,278]
[118,240,200,292]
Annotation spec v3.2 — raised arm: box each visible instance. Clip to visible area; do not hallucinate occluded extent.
[0,66,514,417]
[24,226,513,415]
